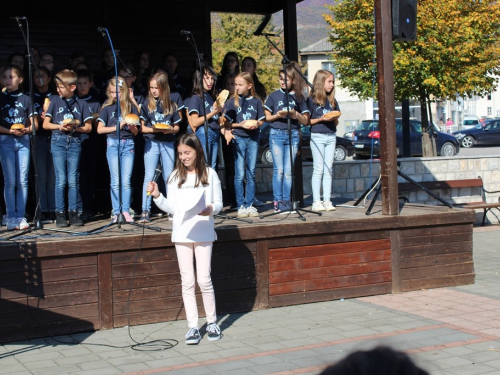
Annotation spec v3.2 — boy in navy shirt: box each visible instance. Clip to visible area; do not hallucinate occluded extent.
[43,69,92,227]
[76,69,101,221]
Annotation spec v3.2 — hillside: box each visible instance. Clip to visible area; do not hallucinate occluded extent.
[273,0,337,50]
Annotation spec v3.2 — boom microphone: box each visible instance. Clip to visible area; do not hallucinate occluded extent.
[180,30,191,36]
[11,16,26,20]
[253,14,271,36]
[97,27,106,37]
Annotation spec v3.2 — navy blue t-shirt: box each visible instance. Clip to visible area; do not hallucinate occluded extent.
[188,93,220,132]
[140,98,181,142]
[0,90,36,130]
[27,90,52,136]
[45,95,93,137]
[170,92,185,111]
[264,89,310,130]
[98,103,139,139]
[223,95,265,138]
[306,97,340,134]
[77,93,101,116]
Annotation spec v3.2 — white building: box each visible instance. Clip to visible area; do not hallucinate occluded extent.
[300,38,500,131]
[299,38,372,135]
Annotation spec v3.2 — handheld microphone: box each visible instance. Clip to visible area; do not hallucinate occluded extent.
[11,16,26,20]
[97,27,106,37]
[147,165,163,196]
[180,30,191,36]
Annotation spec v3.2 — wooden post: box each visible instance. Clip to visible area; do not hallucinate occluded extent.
[98,253,113,329]
[256,239,270,309]
[375,0,399,215]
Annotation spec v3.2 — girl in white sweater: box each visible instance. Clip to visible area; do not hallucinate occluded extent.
[147,133,223,345]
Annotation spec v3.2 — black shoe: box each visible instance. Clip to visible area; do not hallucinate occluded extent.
[56,212,68,228]
[41,212,53,224]
[69,211,83,226]
[185,327,201,345]
[206,323,221,341]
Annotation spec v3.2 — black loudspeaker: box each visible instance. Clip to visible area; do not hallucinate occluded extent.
[392,0,417,42]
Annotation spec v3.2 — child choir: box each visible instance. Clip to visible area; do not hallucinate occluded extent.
[0,50,341,230]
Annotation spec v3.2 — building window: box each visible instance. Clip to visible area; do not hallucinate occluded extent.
[321,62,336,75]
[487,94,492,100]
[487,107,492,115]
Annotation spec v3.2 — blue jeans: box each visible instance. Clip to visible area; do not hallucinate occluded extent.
[35,136,56,212]
[0,135,30,219]
[106,138,135,215]
[196,127,219,169]
[142,139,175,212]
[269,128,299,202]
[310,132,336,202]
[232,135,259,207]
[51,134,82,212]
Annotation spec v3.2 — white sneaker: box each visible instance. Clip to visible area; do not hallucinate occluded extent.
[312,201,326,212]
[323,201,336,211]
[246,205,259,217]
[18,217,29,230]
[237,205,248,218]
[6,218,18,230]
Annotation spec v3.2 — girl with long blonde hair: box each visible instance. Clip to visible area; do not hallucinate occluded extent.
[97,77,139,222]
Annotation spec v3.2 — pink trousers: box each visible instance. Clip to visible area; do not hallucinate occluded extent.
[175,242,217,328]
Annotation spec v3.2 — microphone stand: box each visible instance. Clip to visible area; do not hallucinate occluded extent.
[257,33,320,221]
[12,17,52,232]
[94,28,161,232]
[182,31,210,165]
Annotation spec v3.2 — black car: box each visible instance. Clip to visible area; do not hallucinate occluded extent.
[257,123,355,164]
[353,119,460,158]
[453,119,500,148]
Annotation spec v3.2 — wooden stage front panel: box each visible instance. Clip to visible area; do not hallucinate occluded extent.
[0,203,476,343]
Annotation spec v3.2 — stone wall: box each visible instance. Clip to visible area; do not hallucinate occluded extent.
[218,155,500,224]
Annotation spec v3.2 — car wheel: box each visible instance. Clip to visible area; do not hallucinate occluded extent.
[461,135,475,148]
[334,145,347,161]
[440,142,457,157]
[261,147,273,165]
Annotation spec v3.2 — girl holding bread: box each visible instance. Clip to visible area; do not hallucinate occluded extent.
[139,72,180,223]
[187,66,222,169]
[0,65,38,230]
[147,133,222,345]
[306,69,340,212]
[264,61,310,213]
[222,72,265,218]
[97,77,139,223]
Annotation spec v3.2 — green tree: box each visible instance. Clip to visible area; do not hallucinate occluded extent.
[211,13,284,94]
[324,0,500,156]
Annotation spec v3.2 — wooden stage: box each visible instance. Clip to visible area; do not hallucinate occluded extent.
[0,201,476,343]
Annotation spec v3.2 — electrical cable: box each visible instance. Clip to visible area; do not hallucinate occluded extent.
[0,196,178,356]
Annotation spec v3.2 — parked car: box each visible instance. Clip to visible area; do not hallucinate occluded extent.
[352,119,460,158]
[258,123,355,164]
[461,116,480,130]
[453,119,500,148]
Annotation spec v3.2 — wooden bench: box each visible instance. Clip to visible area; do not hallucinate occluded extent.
[398,177,500,226]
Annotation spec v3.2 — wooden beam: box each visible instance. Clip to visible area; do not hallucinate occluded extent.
[374,0,399,215]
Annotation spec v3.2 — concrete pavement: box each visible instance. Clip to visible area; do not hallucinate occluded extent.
[1,226,500,375]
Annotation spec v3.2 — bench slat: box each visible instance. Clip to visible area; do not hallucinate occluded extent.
[399,179,484,193]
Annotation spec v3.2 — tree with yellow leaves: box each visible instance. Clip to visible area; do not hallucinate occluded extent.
[324,0,500,156]
[211,13,284,95]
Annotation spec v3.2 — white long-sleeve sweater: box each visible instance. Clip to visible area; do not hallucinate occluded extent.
[153,168,222,243]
